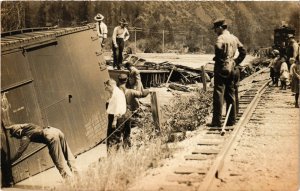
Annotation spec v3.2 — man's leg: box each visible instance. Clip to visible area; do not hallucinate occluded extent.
[53,128,78,174]
[43,128,70,179]
[118,39,124,70]
[233,68,240,115]
[235,85,239,115]
[211,74,225,127]
[112,42,118,69]
[107,114,122,152]
[107,114,115,149]
[123,119,132,148]
[225,79,236,125]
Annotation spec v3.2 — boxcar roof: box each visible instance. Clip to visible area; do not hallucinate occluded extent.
[1,24,95,52]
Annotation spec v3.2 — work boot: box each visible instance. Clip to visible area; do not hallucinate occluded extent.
[295,103,299,108]
[226,121,236,126]
[206,123,222,128]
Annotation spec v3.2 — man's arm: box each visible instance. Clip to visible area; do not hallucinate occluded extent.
[132,89,150,98]
[214,36,225,63]
[235,46,246,65]
[292,42,299,59]
[112,27,118,48]
[124,28,130,42]
[234,37,246,65]
[101,23,108,46]
[10,136,30,163]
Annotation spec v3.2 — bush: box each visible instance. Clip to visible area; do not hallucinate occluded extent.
[161,89,213,133]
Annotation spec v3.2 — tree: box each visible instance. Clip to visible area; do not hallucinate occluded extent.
[1,1,25,31]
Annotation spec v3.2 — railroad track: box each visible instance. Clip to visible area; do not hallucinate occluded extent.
[156,69,271,191]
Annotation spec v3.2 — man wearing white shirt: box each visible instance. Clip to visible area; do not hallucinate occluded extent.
[94,13,107,48]
[104,79,126,150]
[112,18,130,70]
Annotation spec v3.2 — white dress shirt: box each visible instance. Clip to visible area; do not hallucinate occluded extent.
[96,21,108,39]
[106,86,126,116]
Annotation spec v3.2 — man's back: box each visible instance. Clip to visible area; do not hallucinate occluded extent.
[215,30,243,63]
[125,89,149,111]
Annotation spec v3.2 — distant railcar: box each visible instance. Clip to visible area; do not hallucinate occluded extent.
[273,25,296,56]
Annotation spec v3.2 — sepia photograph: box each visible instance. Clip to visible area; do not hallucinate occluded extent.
[1,1,299,191]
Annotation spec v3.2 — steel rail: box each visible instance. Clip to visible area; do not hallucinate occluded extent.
[199,79,271,191]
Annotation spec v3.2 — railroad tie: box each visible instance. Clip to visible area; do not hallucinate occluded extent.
[184,154,208,160]
[198,139,223,145]
[166,174,204,183]
[174,166,207,175]
[159,184,196,191]
[192,148,220,155]
[208,127,234,131]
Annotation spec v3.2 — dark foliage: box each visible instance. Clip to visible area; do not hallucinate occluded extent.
[1,1,299,53]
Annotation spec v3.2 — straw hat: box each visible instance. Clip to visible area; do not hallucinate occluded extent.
[94,13,104,21]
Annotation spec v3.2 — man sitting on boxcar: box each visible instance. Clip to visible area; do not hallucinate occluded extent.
[4,123,78,180]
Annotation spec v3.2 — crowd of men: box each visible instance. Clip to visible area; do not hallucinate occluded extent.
[269,34,300,107]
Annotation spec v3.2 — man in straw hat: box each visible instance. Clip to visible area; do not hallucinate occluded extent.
[112,18,130,70]
[3,123,79,180]
[94,13,108,48]
[207,18,246,127]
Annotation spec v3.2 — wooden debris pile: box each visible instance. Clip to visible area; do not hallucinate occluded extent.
[121,54,212,85]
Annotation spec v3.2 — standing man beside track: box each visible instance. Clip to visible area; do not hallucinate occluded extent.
[207,18,246,127]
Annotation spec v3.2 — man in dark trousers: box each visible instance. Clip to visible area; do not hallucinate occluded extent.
[112,18,130,70]
[208,19,246,127]
[4,123,78,180]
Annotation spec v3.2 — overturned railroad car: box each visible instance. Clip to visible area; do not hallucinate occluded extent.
[1,25,109,185]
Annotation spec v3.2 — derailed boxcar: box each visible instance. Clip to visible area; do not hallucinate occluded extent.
[1,25,109,184]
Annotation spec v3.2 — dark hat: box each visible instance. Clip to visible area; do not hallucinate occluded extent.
[212,18,227,29]
[94,13,104,21]
[119,18,128,25]
[288,34,294,39]
[118,74,128,80]
[125,61,133,68]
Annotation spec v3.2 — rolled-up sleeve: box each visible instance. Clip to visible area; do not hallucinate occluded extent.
[124,28,130,41]
[102,23,108,39]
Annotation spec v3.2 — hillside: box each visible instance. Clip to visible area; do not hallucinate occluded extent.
[1,1,299,53]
